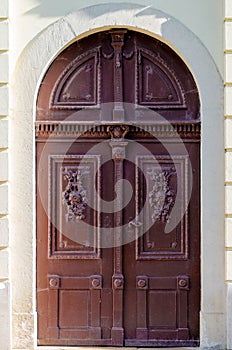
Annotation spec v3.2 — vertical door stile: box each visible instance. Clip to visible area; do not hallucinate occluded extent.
[47,276,60,339]
[108,29,128,345]
[108,125,129,345]
[110,30,127,121]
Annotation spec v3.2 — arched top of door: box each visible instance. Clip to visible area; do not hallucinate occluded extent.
[36,29,200,132]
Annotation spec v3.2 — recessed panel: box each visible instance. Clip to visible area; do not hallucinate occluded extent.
[51,50,100,109]
[137,49,186,109]
[148,291,177,328]
[136,155,189,260]
[49,155,101,259]
[59,290,89,328]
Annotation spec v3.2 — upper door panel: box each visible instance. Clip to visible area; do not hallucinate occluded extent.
[36,30,200,123]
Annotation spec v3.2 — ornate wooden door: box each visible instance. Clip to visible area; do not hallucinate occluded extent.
[36,29,200,347]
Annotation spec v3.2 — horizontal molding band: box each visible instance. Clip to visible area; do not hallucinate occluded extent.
[35,121,201,139]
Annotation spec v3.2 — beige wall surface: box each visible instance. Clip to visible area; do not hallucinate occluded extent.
[225,1,232,349]
[10,0,223,75]
[0,0,10,349]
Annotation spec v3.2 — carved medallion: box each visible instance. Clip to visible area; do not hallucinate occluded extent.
[62,167,89,222]
[107,125,129,139]
[148,167,176,223]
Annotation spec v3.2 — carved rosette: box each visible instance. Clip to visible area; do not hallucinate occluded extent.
[62,167,89,222]
[112,274,124,289]
[137,277,148,289]
[48,276,60,289]
[177,276,189,290]
[148,167,176,223]
[90,275,102,289]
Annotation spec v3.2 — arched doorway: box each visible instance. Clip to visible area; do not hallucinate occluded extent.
[36,29,200,347]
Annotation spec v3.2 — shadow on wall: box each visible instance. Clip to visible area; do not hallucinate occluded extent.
[25,1,154,17]
[24,0,223,80]
[24,0,219,21]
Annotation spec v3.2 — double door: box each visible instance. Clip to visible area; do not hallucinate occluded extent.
[36,127,200,347]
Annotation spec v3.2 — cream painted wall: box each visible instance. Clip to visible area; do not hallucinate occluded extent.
[10,0,223,76]
[225,1,232,349]
[0,1,10,350]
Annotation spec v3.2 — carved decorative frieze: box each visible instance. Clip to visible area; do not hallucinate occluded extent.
[62,167,89,222]
[147,167,177,223]
[35,122,200,139]
[101,30,134,62]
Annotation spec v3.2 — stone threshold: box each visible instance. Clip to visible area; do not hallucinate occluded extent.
[12,347,202,350]
[33,347,200,350]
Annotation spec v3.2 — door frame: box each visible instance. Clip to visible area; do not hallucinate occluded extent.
[10,4,225,349]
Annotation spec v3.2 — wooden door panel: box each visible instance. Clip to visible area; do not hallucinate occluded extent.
[37,141,115,345]
[132,275,189,345]
[41,274,106,345]
[123,140,200,346]
[48,275,102,338]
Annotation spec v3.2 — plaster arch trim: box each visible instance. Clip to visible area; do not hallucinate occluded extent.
[11,3,225,349]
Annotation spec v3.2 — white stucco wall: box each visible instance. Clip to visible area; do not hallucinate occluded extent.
[10,0,223,77]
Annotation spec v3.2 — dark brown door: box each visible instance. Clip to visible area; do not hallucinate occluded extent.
[123,140,200,346]
[36,29,200,347]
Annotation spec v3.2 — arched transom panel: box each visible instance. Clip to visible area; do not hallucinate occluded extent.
[36,29,200,124]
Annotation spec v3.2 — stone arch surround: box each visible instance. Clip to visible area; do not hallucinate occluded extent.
[10,3,225,349]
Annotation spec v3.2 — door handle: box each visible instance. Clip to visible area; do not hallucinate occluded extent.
[128,220,142,228]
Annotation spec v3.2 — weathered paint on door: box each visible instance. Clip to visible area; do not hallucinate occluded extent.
[36,29,200,346]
